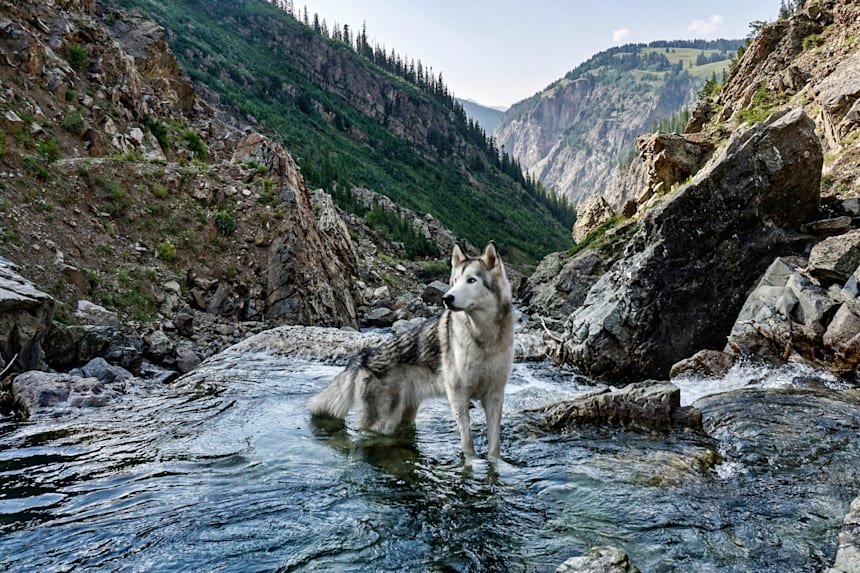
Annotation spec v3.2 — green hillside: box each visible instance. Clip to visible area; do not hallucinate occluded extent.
[109,0,572,265]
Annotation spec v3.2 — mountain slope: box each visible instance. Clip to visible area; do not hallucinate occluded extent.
[494,40,742,206]
[458,98,506,133]
[110,0,572,265]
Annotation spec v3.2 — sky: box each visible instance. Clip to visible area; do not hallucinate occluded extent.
[295,1,781,109]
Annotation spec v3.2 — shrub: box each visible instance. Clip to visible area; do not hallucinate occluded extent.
[144,114,171,150]
[23,156,51,180]
[61,110,86,135]
[214,208,237,236]
[802,33,822,51]
[156,240,177,262]
[152,184,169,199]
[182,129,207,160]
[65,89,77,102]
[37,138,61,162]
[66,43,88,71]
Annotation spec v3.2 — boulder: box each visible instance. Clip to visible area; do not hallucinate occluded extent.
[421,280,449,306]
[823,304,860,371]
[561,108,822,380]
[0,257,54,371]
[75,299,120,328]
[11,371,122,416]
[556,546,640,573]
[634,131,713,205]
[364,306,397,327]
[572,195,615,243]
[175,346,200,374]
[536,382,702,432]
[808,229,860,283]
[225,325,385,364]
[79,357,133,385]
[826,496,860,573]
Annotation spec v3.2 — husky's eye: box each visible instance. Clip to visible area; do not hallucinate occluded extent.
[467,277,477,284]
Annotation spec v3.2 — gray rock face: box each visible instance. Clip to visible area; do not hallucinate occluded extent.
[826,496,860,573]
[562,108,822,380]
[556,546,641,573]
[630,131,714,209]
[537,382,702,432]
[0,257,54,371]
[11,371,123,416]
[220,325,386,365]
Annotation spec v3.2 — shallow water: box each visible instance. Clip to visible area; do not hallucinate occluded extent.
[0,351,858,572]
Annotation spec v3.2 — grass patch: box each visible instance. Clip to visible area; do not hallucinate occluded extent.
[22,156,51,180]
[802,33,822,51]
[738,84,775,125]
[182,129,207,160]
[156,240,177,262]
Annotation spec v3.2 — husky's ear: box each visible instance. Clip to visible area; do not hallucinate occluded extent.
[481,241,500,271]
[451,243,467,268]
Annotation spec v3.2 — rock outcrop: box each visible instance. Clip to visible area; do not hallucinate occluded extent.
[0,257,54,371]
[536,381,702,432]
[561,108,822,381]
[232,133,359,327]
[572,195,614,243]
[11,370,124,416]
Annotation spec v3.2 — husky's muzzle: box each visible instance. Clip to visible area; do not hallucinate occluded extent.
[443,293,463,311]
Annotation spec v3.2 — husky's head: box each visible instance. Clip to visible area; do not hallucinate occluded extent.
[443,242,511,313]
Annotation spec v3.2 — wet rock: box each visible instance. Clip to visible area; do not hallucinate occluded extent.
[11,371,121,416]
[75,299,120,328]
[514,329,550,362]
[537,382,702,432]
[801,216,853,236]
[0,256,54,371]
[556,546,640,573]
[562,108,822,381]
[670,350,735,379]
[139,361,179,384]
[572,195,614,243]
[826,496,860,573]
[808,229,860,283]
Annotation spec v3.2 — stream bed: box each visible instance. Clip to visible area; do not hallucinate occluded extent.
[1,349,859,572]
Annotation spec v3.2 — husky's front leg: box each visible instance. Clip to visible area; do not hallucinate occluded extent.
[482,391,504,460]
[446,386,475,458]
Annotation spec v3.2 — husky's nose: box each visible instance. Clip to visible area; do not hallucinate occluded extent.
[443,294,454,308]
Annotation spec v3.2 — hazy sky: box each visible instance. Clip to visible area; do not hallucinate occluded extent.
[295,1,781,109]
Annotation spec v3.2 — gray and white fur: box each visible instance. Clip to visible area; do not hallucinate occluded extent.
[308,241,514,459]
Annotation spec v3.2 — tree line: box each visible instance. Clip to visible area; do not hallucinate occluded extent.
[267,0,578,229]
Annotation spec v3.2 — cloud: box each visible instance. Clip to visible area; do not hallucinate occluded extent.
[612,27,630,43]
[687,14,725,38]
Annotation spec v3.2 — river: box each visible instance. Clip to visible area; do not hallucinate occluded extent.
[1,346,858,572]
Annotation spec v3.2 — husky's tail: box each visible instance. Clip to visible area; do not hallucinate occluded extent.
[308,367,364,419]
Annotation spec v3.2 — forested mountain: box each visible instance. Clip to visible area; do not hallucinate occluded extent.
[495,39,743,206]
[458,98,506,133]
[110,0,575,264]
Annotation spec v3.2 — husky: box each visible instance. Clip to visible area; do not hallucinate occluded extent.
[309,242,514,459]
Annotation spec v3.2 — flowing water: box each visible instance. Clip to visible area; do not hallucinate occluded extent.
[1,348,859,572]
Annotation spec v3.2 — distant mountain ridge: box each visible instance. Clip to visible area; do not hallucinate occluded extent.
[494,39,743,206]
[111,0,572,265]
[458,98,507,133]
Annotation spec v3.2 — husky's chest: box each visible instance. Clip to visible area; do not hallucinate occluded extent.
[443,322,513,396]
